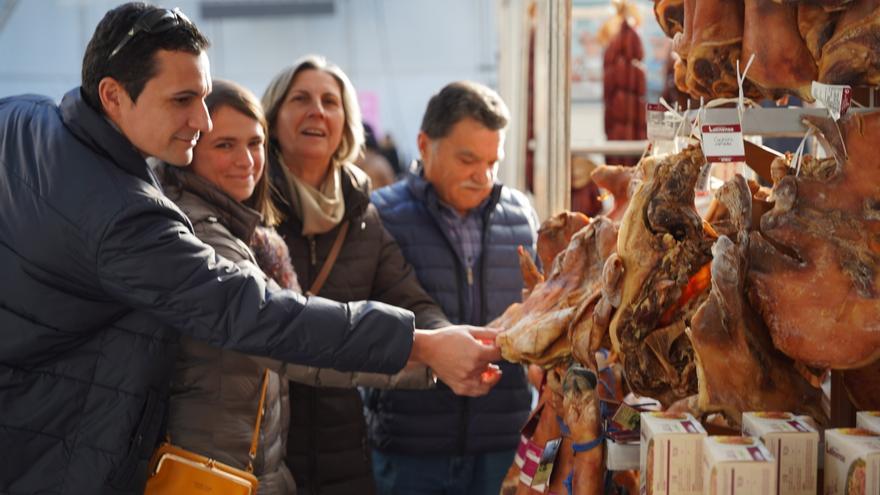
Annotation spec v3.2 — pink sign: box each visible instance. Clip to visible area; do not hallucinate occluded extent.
[357,90,381,137]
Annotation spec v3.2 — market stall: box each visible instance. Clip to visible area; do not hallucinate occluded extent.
[495,1,880,493]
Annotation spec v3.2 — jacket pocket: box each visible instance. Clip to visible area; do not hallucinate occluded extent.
[108,388,162,489]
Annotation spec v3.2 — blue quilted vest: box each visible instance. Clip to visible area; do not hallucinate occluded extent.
[367,172,539,455]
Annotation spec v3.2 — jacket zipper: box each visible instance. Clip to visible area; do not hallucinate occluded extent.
[424,186,500,456]
[425,202,469,454]
[462,197,495,455]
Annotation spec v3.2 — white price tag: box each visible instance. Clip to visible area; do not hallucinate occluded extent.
[700,124,746,163]
[811,81,852,121]
[646,103,678,141]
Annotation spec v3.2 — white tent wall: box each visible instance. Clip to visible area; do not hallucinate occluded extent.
[0,0,500,163]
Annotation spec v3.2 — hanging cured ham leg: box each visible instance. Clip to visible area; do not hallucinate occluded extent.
[654,0,685,38]
[670,0,695,95]
[778,0,855,10]
[797,3,839,64]
[818,0,880,85]
[685,0,745,98]
[608,147,714,406]
[519,212,591,297]
[591,164,642,222]
[502,378,565,495]
[843,360,880,410]
[672,0,695,59]
[748,113,880,369]
[519,246,543,295]
[742,0,817,100]
[567,219,621,370]
[537,211,591,272]
[496,218,619,367]
[687,176,826,426]
[560,366,604,495]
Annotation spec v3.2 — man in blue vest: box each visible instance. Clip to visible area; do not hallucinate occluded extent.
[369,81,539,494]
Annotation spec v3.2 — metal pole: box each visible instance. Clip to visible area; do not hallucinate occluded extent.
[547,0,571,216]
[495,0,530,194]
[532,0,570,220]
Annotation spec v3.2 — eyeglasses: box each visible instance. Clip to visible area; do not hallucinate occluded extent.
[108,7,191,60]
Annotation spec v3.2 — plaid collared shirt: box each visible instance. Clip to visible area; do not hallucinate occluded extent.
[436,200,488,325]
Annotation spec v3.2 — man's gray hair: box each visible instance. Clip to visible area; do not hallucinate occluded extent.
[420,81,509,139]
[261,55,364,166]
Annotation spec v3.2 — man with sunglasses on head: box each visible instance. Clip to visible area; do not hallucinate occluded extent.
[0,3,503,493]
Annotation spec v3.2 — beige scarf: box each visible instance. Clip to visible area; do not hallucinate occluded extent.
[280,157,345,235]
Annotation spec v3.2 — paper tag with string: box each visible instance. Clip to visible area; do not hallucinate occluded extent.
[529,437,562,492]
[701,123,746,163]
[699,62,748,166]
[690,98,711,191]
[791,126,815,176]
[691,97,705,142]
[518,439,546,486]
[811,81,852,121]
[646,103,679,141]
[737,54,755,124]
[612,403,641,431]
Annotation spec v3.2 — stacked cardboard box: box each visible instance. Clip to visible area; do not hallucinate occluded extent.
[741,412,818,495]
[856,411,880,434]
[824,428,880,495]
[703,436,776,495]
[640,412,707,495]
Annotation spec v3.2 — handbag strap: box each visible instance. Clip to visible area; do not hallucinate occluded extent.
[306,220,350,297]
[247,369,272,473]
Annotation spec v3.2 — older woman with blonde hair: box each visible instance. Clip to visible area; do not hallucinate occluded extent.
[261,56,455,495]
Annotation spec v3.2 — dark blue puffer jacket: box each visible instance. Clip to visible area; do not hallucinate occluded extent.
[367,172,539,455]
[0,90,415,494]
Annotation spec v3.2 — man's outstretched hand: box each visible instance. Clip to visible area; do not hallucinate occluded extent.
[410,326,504,397]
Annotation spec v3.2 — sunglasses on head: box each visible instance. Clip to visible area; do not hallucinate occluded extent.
[109,7,191,60]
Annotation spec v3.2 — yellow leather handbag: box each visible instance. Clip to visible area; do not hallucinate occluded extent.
[144,370,270,495]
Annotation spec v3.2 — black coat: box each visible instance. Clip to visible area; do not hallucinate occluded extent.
[0,90,415,494]
[270,160,449,495]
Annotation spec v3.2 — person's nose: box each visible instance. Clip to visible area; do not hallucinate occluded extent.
[307,99,326,119]
[234,146,255,170]
[473,164,493,185]
[192,99,212,134]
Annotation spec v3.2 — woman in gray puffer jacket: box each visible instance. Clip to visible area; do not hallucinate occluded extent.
[162,80,299,494]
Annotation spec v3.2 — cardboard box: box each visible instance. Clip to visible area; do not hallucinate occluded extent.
[856,411,880,434]
[742,412,819,495]
[640,412,707,495]
[703,436,776,495]
[824,428,880,495]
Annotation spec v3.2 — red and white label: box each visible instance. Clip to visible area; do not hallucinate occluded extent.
[701,124,745,163]
[518,440,545,486]
[514,435,529,468]
[811,81,852,121]
[647,103,679,141]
